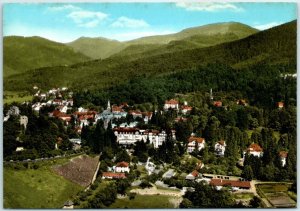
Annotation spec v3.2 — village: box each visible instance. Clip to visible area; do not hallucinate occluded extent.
[3,85,293,209]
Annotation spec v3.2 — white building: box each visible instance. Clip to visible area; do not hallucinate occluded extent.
[187,136,205,153]
[164,99,179,110]
[215,140,226,156]
[279,151,288,167]
[243,143,263,158]
[115,161,130,173]
[113,127,176,148]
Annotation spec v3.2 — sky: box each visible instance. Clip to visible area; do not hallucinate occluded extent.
[3,2,297,43]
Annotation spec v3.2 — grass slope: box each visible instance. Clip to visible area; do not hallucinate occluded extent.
[4,167,83,208]
[4,36,90,77]
[109,195,175,208]
[4,20,295,92]
[67,37,126,59]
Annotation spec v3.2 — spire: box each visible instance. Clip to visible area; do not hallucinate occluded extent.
[210,88,213,100]
[107,100,111,111]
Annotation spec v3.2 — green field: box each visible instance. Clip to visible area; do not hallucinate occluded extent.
[109,194,176,208]
[4,91,32,104]
[4,161,84,208]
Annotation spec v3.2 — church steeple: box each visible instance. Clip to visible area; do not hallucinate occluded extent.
[210,88,213,100]
[107,100,111,111]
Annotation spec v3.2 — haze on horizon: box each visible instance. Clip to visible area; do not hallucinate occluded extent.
[3,2,297,43]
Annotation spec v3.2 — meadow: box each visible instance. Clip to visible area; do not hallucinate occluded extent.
[3,155,93,208]
[109,194,176,208]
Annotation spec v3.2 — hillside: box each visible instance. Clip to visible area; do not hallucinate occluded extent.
[4,20,296,92]
[67,37,125,59]
[3,36,91,77]
[67,22,258,59]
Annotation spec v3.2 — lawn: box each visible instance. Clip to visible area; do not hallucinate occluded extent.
[4,91,32,104]
[4,167,83,208]
[246,128,280,141]
[109,194,175,208]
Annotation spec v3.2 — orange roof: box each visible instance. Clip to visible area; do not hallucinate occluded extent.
[213,101,222,107]
[102,172,126,179]
[112,105,124,112]
[210,179,251,188]
[248,143,263,152]
[116,161,129,167]
[165,99,179,105]
[279,151,288,158]
[181,105,192,110]
[191,170,199,177]
[277,102,284,108]
[218,140,225,146]
[188,136,205,144]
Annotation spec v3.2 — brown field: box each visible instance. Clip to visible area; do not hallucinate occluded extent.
[53,155,99,187]
[256,183,296,208]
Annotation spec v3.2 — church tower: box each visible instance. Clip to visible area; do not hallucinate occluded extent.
[107,100,111,111]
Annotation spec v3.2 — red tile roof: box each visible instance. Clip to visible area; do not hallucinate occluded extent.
[191,170,199,177]
[181,105,193,110]
[247,143,263,152]
[210,179,251,189]
[112,105,124,112]
[188,136,205,144]
[277,102,284,108]
[213,101,222,107]
[218,140,225,146]
[102,172,126,179]
[116,161,129,167]
[165,99,179,105]
[279,151,288,158]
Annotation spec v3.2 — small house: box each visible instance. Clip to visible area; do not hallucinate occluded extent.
[187,136,205,153]
[115,161,130,173]
[164,99,179,110]
[215,140,226,156]
[244,143,263,158]
[279,151,288,167]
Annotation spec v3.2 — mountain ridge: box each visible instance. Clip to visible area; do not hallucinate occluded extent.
[4,20,296,93]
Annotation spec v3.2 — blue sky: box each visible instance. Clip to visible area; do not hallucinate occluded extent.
[3,2,297,43]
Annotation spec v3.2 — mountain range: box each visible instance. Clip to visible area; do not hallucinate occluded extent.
[3,20,296,93]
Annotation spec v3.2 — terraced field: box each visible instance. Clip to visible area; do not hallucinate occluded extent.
[52,155,99,187]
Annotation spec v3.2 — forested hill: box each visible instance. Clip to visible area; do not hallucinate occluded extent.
[5,20,296,92]
[3,36,91,77]
[67,22,258,59]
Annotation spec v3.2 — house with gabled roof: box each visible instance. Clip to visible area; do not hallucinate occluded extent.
[244,143,263,158]
[115,161,130,173]
[215,140,226,156]
[187,136,205,153]
[210,179,251,190]
[164,99,179,110]
[181,105,193,115]
[186,170,200,180]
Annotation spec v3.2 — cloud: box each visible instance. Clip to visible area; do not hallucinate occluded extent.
[175,2,244,12]
[67,10,108,28]
[47,4,81,12]
[47,4,108,28]
[253,22,283,30]
[110,16,149,28]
